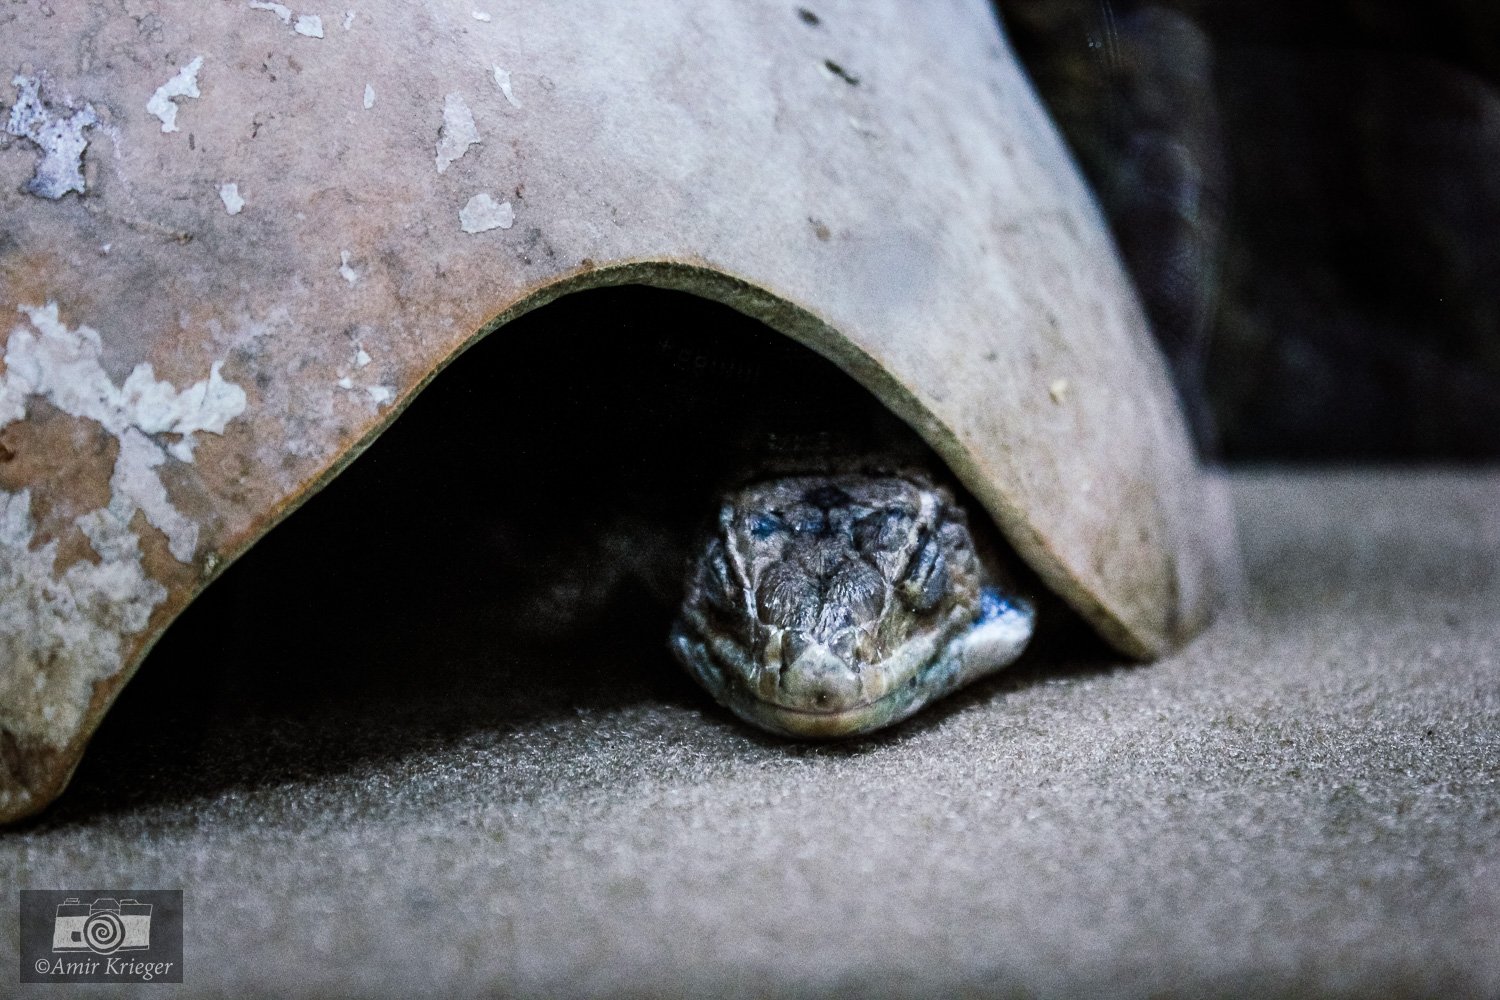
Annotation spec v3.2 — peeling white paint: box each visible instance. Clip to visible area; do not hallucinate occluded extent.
[335,343,381,400]
[0,488,169,750]
[343,9,355,29]
[492,66,520,108]
[5,74,99,199]
[459,192,514,233]
[0,374,21,426]
[434,92,479,173]
[218,182,245,215]
[472,10,492,21]
[249,4,324,39]
[336,378,392,406]
[146,56,204,133]
[339,250,359,285]
[0,303,248,560]
[114,427,202,560]
[248,1,293,24]
[0,488,30,550]
[363,83,375,109]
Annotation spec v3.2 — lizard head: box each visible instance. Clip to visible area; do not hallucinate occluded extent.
[671,474,1033,737]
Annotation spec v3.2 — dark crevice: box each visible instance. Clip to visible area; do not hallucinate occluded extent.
[37,285,1075,823]
[823,59,860,86]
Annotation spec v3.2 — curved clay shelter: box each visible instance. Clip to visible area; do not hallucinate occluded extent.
[0,0,1224,822]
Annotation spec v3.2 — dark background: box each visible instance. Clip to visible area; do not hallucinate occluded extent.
[999,0,1500,459]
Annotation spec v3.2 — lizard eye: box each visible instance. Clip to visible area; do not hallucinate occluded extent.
[748,512,781,539]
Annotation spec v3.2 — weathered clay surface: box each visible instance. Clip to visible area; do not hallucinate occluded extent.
[0,0,1221,822]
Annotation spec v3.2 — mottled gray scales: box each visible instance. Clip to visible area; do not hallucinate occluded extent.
[673,475,1033,737]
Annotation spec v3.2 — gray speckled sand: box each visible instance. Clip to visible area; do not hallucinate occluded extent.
[4,470,1497,998]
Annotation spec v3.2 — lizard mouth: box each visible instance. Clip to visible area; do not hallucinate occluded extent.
[745,692,918,739]
[668,615,972,738]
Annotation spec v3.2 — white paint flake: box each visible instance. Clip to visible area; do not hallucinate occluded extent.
[434,92,479,173]
[114,428,204,560]
[250,4,326,39]
[343,9,355,29]
[335,343,383,402]
[363,83,375,109]
[472,10,491,21]
[218,182,245,215]
[0,303,248,560]
[459,192,514,233]
[248,1,293,24]
[0,375,23,426]
[339,250,359,285]
[146,56,204,133]
[336,376,393,404]
[5,74,99,199]
[0,492,29,548]
[0,488,169,751]
[1049,378,1071,404]
[492,66,520,108]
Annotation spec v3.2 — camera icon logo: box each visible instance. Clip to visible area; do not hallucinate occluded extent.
[51,898,153,955]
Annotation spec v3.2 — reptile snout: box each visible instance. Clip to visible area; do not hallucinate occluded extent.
[777,630,864,710]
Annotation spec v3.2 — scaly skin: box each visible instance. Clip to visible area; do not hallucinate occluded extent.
[671,474,1035,737]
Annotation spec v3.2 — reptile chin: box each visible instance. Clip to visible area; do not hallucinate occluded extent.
[669,473,1036,739]
[669,616,978,738]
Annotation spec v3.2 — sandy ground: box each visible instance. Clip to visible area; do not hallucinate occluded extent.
[4,469,1497,998]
